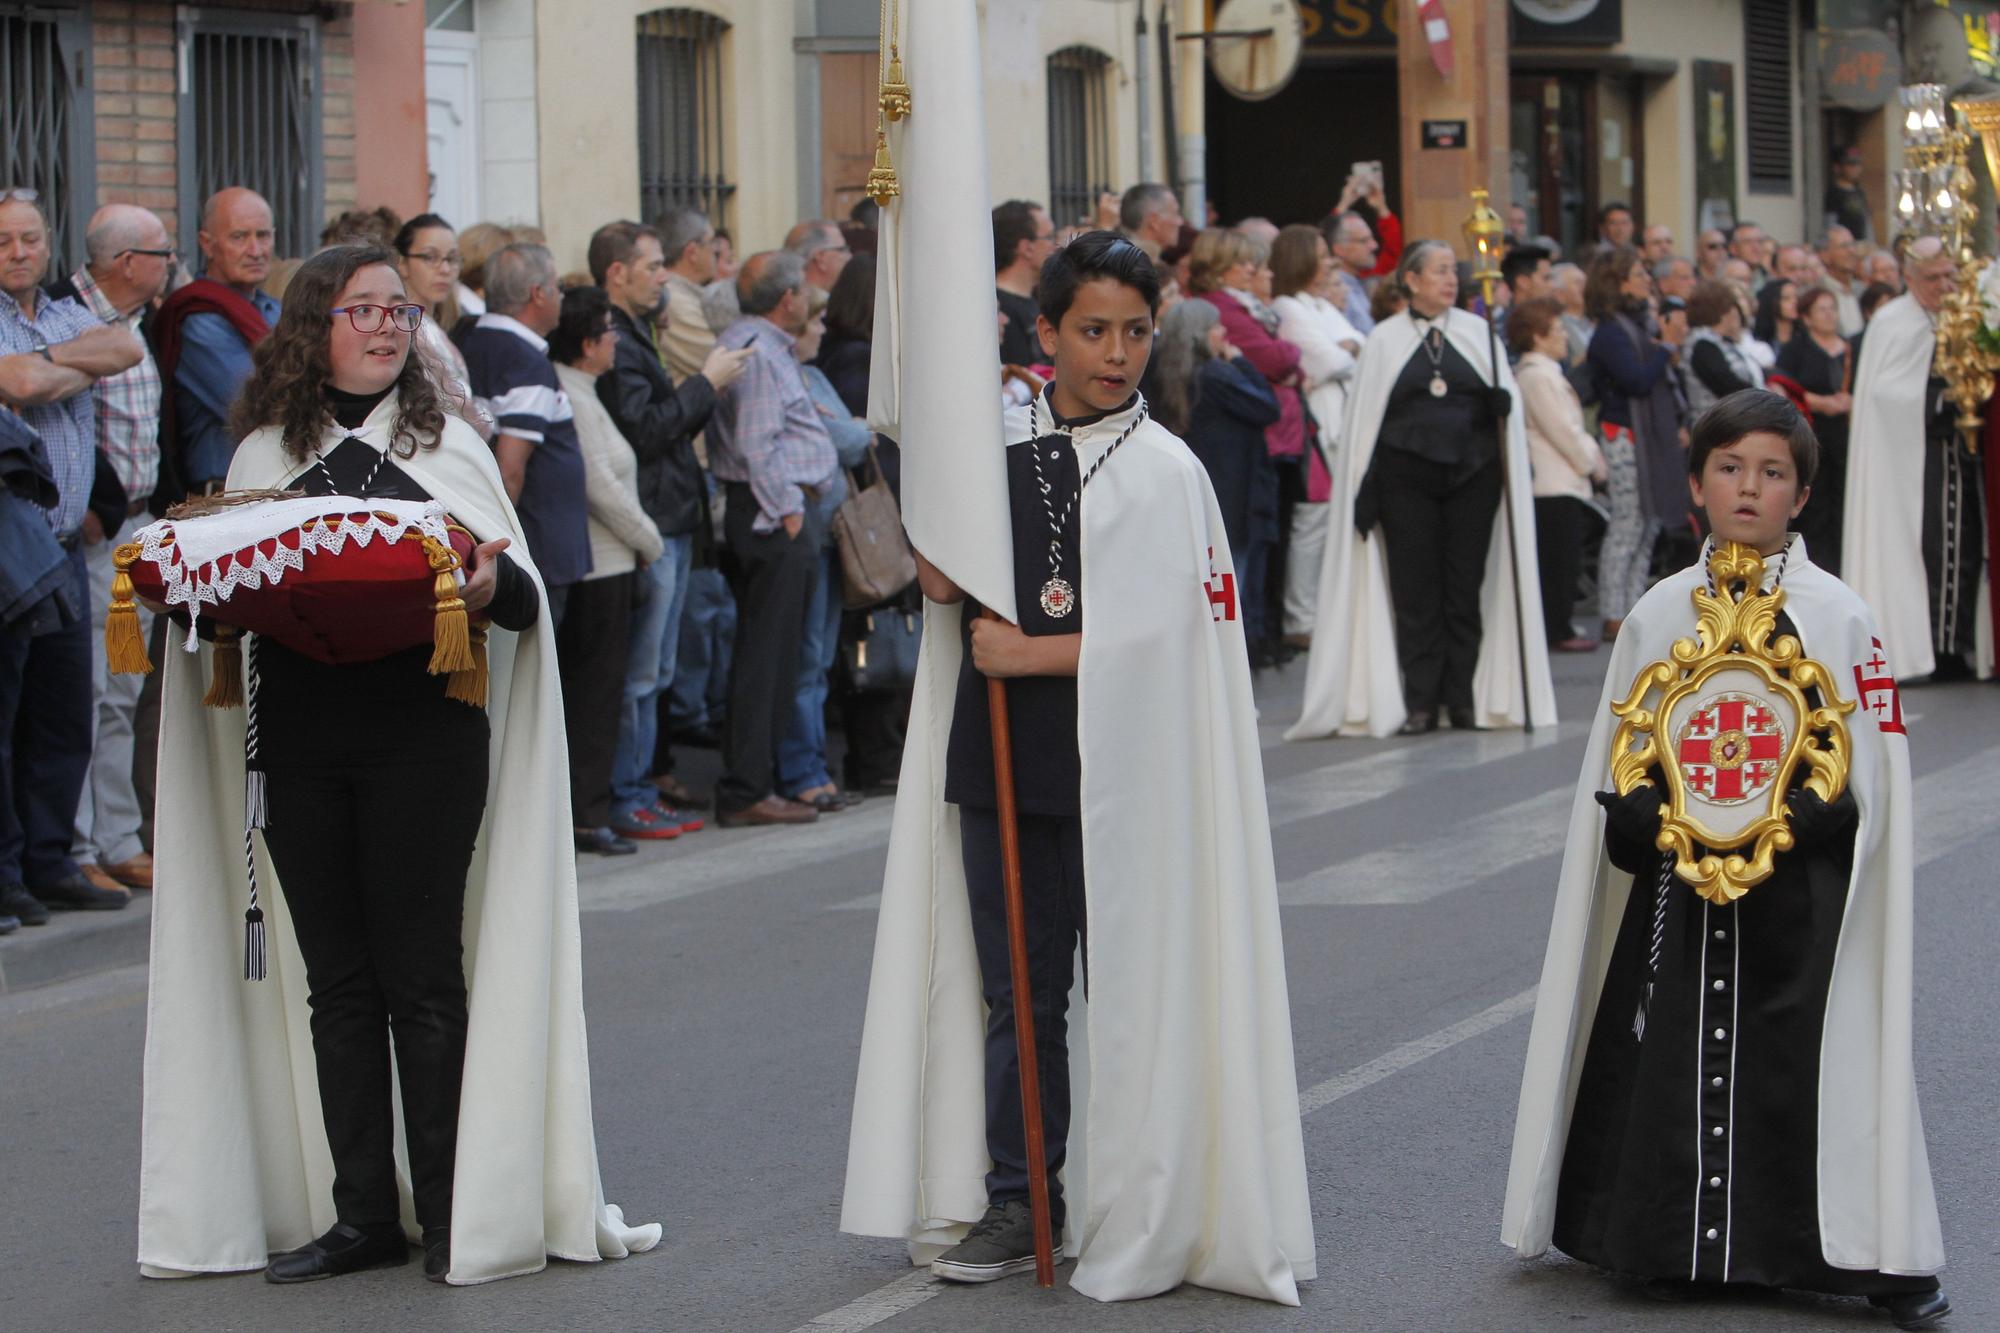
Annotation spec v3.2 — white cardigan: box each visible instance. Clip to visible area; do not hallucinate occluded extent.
[1515,351,1603,502]
[555,362,666,578]
[1272,291,1361,450]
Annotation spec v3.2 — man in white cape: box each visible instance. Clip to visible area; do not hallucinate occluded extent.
[838,321,1315,1303]
[1286,299,1557,741]
[137,400,660,1284]
[1502,530,1946,1317]
[1843,238,1994,682]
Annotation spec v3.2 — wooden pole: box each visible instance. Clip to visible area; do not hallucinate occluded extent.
[983,610,1057,1287]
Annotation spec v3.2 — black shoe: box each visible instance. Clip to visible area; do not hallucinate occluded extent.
[422,1227,450,1284]
[1397,710,1437,736]
[3,883,56,925]
[573,826,638,856]
[1872,1289,1950,1330]
[264,1222,408,1284]
[32,872,129,911]
[0,913,17,934]
[930,1201,1045,1283]
[1927,654,1973,684]
[1447,706,1480,731]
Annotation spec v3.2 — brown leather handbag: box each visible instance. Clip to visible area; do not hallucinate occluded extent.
[830,440,917,608]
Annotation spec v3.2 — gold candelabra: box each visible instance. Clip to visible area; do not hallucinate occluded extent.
[1896,84,1997,445]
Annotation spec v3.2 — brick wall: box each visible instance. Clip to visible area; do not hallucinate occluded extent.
[90,2,179,239]
[89,2,360,251]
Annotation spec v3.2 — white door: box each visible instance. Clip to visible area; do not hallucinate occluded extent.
[425,32,480,227]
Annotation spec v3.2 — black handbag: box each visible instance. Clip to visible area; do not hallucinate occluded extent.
[840,605,922,693]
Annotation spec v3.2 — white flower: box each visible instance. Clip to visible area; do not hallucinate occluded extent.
[1977,259,2000,331]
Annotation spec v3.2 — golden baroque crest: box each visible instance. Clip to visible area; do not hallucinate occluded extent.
[1608,542,1856,905]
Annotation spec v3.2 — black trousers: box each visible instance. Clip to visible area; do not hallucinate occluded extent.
[0,546,89,889]
[960,806,1085,1229]
[1375,451,1503,715]
[1534,494,1591,644]
[260,745,488,1234]
[555,571,634,828]
[718,484,820,813]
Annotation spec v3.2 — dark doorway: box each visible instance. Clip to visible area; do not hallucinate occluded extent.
[1205,60,1399,227]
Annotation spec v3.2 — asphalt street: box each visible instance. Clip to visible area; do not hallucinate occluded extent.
[5,642,1997,1333]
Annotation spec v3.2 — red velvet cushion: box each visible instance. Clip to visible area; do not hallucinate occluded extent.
[131,520,477,665]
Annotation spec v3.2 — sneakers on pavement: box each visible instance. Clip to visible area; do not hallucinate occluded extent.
[611,807,683,841]
[0,883,51,927]
[574,826,639,856]
[930,1201,1044,1284]
[32,873,128,911]
[0,913,18,934]
[648,801,705,834]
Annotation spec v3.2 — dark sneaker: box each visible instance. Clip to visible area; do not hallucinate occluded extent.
[33,872,129,911]
[930,1201,1042,1284]
[610,807,682,841]
[0,884,49,927]
[648,800,705,834]
[0,913,18,934]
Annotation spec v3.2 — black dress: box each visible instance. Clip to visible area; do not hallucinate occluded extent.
[1773,335,1850,576]
[1553,611,1935,1297]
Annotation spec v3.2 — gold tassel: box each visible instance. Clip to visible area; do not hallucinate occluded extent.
[423,536,473,675]
[204,625,244,708]
[865,123,900,207]
[880,47,911,121]
[445,623,489,708]
[105,543,153,675]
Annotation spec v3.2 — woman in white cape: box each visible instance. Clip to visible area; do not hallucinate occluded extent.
[838,389,1315,1304]
[1286,241,1556,740]
[137,245,658,1286]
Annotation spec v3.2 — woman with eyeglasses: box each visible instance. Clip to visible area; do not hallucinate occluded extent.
[139,245,660,1288]
[394,213,491,438]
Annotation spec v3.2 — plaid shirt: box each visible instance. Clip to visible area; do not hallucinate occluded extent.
[0,286,99,536]
[69,266,161,501]
[706,316,838,533]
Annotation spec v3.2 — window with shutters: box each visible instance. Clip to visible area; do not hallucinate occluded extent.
[1047,46,1114,229]
[0,3,94,270]
[176,11,323,258]
[1743,0,1793,195]
[636,8,735,230]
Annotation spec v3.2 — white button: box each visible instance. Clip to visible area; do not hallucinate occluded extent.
[1714,1028,1727,1040]
[1712,1125,1725,1137]
[1705,1227,1718,1240]
[1712,1076,1725,1088]
[1715,930,1727,940]
[1713,979,1727,990]
[1710,1176,1723,1187]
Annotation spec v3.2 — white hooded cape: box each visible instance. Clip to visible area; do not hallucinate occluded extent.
[137,397,661,1284]
[1501,545,1944,1274]
[1843,293,1939,682]
[1286,307,1557,740]
[839,401,1316,1304]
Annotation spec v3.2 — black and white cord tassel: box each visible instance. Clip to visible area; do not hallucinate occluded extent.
[1633,854,1673,1041]
[242,634,268,981]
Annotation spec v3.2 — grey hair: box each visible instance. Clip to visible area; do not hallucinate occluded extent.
[785,220,842,259]
[483,242,557,315]
[656,205,711,263]
[1394,239,1456,295]
[1814,226,1853,250]
[1650,256,1691,283]
[1151,299,1220,434]
[84,204,164,265]
[739,249,806,316]
[1119,182,1175,233]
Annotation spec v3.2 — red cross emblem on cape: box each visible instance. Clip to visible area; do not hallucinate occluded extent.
[1853,637,1907,734]
[1674,691,1787,805]
[1205,547,1237,623]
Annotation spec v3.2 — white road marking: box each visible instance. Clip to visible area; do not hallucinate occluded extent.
[1280,787,1571,906]
[791,1268,945,1332]
[1296,987,1539,1117]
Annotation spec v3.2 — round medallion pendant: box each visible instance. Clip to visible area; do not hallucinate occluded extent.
[1040,576,1076,619]
[1428,373,1448,398]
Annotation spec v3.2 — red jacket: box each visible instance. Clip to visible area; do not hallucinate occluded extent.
[1198,289,1306,462]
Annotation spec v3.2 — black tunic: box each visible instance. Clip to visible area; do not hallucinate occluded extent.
[1553,612,1934,1296]
[1377,322,1499,476]
[255,387,538,770]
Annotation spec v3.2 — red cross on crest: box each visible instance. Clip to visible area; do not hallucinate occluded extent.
[1205,547,1237,623]
[1675,692,1787,805]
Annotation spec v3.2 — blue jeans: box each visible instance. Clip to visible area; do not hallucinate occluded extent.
[776,546,843,796]
[610,535,693,818]
[668,566,736,731]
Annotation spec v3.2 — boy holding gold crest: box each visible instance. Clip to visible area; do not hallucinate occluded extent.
[1501,390,1948,1328]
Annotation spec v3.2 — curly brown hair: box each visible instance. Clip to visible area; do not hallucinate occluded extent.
[229,244,448,462]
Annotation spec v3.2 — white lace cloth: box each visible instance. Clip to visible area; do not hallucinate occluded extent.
[130,495,452,650]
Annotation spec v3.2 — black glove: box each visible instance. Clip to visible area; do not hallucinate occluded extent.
[1485,387,1514,422]
[1595,785,1664,847]
[1353,467,1381,538]
[1786,786,1857,851]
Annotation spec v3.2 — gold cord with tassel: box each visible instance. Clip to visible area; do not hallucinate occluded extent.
[444,622,489,708]
[204,624,245,708]
[867,0,906,206]
[105,543,153,675]
[424,535,473,676]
